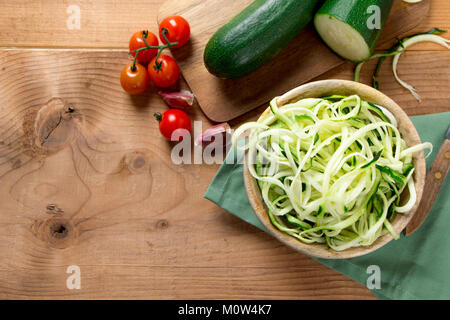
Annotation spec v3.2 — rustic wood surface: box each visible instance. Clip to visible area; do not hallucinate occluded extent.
[158,0,430,122]
[0,0,449,300]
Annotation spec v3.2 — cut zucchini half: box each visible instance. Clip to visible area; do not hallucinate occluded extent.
[314,0,394,62]
[314,14,370,62]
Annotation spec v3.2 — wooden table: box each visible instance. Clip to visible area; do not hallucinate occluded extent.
[0,0,448,299]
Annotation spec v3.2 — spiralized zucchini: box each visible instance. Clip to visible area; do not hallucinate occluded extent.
[233,95,431,251]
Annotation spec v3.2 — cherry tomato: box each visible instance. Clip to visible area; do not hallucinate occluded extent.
[155,109,191,141]
[148,55,180,88]
[159,16,190,49]
[120,63,149,95]
[129,31,159,63]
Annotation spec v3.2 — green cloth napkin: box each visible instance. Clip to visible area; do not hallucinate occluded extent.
[205,112,450,300]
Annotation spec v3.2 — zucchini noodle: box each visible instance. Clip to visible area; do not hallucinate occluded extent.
[234,95,432,251]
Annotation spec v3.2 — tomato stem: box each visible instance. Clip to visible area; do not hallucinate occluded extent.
[129,28,179,72]
[130,59,138,72]
[160,28,171,45]
[153,112,163,122]
[153,49,164,71]
[142,30,150,47]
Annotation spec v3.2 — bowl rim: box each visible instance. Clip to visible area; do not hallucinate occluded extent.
[243,79,426,259]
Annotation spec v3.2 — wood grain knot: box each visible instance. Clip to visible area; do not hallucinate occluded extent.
[46,203,64,215]
[49,221,69,239]
[123,151,151,174]
[28,98,82,155]
[156,219,169,230]
[133,157,146,169]
[31,217,78,249]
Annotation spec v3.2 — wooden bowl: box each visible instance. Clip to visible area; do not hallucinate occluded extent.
[243,80,426,259]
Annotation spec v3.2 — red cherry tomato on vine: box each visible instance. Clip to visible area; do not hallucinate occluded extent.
[148,55,180,88]
[159,16,190,49]
[155,109,191,141]
[129,31,159,63]
[120,63,149,95]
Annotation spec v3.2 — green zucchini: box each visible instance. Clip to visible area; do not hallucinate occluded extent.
[203,0,322,79]
[361,149,383,168]
[376,164,406,185]
[366,101,389,122]
[321,95,346,101]
[285,214,312,230]
[314,0,394,62]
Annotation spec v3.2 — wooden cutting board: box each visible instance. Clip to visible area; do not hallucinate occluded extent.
[158,0,430,122]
